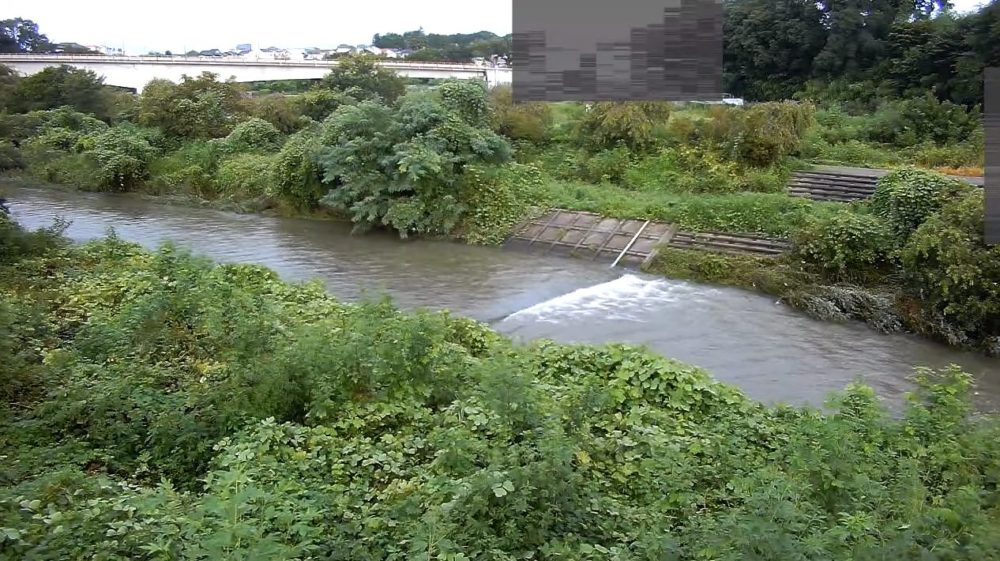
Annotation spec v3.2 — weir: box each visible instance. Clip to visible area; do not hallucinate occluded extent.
[504,209,791,267]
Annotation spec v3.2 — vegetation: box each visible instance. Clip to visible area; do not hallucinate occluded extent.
[1,220,999,560]
[0,5,996,350]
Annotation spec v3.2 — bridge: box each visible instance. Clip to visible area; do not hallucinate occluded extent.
[0,54,513,92]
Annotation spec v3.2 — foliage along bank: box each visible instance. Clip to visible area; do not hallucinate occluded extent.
[0,48,996,353]
[2,214,1000,560]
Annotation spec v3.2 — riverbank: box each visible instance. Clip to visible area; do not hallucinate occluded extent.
[5,172,999,358]
[3,217,1000,558]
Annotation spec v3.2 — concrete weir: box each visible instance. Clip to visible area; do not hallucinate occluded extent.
[505,209,792,268]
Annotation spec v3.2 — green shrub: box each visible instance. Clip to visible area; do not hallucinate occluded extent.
[92,127,158,191]
[791,210,895,281]
[269,129,325,209]
[214,153,277,197]
[623,146,740,193]
[459,162,546,245]
[293,88,357,122]
[318,88,512,237]
[862,94,981,148]
[900,191,1000,350]
[246,94,308,133]
[577,101,671,152]
[1,232,999,560]
[148,140,222,195]
[488,85,552,144]
[869,168,972,240]
[581,145,633,184]
[0,140,22,171]
[219,117,282,153]
[732,101,815,167]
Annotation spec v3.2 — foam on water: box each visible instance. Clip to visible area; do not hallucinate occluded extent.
[502,274,717,323]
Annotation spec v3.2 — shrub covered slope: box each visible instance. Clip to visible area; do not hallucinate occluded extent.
[1,217,999,560]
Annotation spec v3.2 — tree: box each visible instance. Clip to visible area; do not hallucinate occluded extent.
[318,81,512,236]
[137,73,248,139]
[723,0,827,99]
[6,65,114,120]
[321,54,406,105]
[0,18,50,53]
[372,32,405,49]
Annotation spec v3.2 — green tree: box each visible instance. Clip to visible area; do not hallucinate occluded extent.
[723,0,827,99]
[92,126,158,191]
[0,18,50,53]
[318,83,512,236]
[320,54,406,105]
[137,73,248,139]
[6,65,114,120]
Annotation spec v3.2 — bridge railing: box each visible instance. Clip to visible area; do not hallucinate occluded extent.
[0,53,502,71]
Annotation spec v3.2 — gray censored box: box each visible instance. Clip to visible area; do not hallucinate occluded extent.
[512,0,723,102]
[987,67,999,244]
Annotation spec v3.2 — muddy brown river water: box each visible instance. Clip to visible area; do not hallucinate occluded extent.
[6,182,999,409]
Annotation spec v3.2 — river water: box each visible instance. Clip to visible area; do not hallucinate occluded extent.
[5,183,999,409]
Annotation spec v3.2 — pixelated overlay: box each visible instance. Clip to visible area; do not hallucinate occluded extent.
[987,67,999,244]
[512,0,723,102]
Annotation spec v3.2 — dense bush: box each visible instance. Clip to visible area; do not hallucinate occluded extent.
[214,153,277,197]
[576,101,671,152]
[320,54,406,104]
[92,126,158,191]
[792,210,896,281]
[147,140,222,195]
[862,94,981,147]
[292,88,357,122]
[318,83,512,237]
[731,101,815,167]
[136,74,248,139]
[269,129,326,209]
[0,65,116,121]
[869,168,972,240]
[218,117,283,153]
[581,145,633,184]
[1,233,999,560]
[488,85,552,144]
[245,94,307,133]
[900,191,1000,351]
[459,162,546,244]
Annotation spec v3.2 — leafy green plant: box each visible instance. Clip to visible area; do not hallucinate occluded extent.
[869,168,972,240]
[218,117,282,154]
[214,153,277,197]
[1,226,999,561]
[318,84,512,237]
[459,162,546,244]
[900,191,1000,351]
[488,85,552,144]
[576,101,672,152]
[791,209,895,281]
[92,126,158,191]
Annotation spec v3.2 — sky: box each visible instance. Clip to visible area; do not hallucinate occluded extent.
[10,1,515,54]
[6,0,989,55]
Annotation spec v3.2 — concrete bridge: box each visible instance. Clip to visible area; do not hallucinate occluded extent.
[0,54,512,92]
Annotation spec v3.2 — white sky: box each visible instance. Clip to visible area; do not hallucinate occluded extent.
[5,0,988,54]
[9,1,515,54]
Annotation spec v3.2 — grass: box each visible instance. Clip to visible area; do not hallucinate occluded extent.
[537,178,842,237]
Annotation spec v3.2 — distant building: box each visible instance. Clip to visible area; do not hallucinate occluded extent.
[83,44,124,56]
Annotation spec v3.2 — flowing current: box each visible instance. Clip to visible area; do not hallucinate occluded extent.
[5,182,999,409]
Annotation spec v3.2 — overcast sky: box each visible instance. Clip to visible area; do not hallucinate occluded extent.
[7,0,988,54]
[11,1,515,53]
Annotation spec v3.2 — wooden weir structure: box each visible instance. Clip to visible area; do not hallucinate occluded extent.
[505,209,790,268]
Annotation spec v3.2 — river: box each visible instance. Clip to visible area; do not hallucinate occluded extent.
[5,182,999,409]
